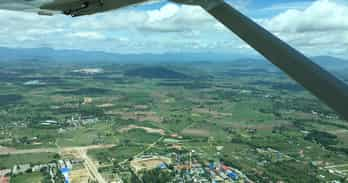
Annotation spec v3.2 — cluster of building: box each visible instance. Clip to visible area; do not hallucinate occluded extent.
[35,115,98,130]
[130,155,172,173]
[72,68,104,75]
[207,161,253,183]
[66,115,99,127]
[172,153,250,183]
[125,148,251,183]
[255,148,292,166]
[0,159,83,183]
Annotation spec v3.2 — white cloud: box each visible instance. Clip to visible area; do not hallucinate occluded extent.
[67,32,106,40]
[263,0,348,33]
[261,0,348,57]
[0,0,347,58]
[260,1,311,12]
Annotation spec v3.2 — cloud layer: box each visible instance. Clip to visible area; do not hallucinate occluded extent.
[0,0,347,58]
[262,0,348,57]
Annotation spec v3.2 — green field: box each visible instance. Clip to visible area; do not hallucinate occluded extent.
[0,153,59,169]
[0,59,347,182]
[10,172,44,183]
[88,144,145,165]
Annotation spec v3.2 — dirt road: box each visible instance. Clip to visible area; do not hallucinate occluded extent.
[0,144,116,183]
[0,144,115,155]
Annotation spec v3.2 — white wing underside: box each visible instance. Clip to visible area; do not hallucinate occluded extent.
[0,0,156,16]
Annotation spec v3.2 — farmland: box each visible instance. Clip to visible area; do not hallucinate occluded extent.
[0,58,347,182]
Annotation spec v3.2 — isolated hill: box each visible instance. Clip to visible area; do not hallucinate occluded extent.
[312,56,348,71]
[0,47,239,63]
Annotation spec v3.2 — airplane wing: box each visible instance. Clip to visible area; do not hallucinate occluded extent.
[40,0,150,17]
[0,0,149,16]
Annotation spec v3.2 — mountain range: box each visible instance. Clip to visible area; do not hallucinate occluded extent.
[0,47,347,71]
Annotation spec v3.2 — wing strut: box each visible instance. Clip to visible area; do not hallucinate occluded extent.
[190,0,348,120]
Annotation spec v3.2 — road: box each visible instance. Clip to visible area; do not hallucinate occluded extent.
[117,136,164,166]
[0,144,115,155]
[78,148,107,183]
[0,144,116,183]
[135,136,163,158]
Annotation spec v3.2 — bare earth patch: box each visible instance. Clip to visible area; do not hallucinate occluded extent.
[333,130,348,145]
[130,156,171,173]
[118,125,165,135]
[70,168,90,183]
[134,105,149,110]
[97,103,114,108]
[181,128,211,137]
[228,120,291,132]
[0,146,16,155]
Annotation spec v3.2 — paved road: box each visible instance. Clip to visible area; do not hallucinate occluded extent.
[0,144,115,155]
[78,148,107,183]
[134,136,164,158]
[0,144,116,183]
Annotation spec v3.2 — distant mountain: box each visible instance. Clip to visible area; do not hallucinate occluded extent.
[312,56,348,71]
[0,47,245,63]
[228,56,348,73]
[0,47,121,63]
[0,47,347,71]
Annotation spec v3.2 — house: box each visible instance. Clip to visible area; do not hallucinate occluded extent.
[64,160,72,169]
[0,169,11,177]
[12,164,30,175]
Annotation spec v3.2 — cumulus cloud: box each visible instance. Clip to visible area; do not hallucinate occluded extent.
[0,2,232,53]
[0,0,347,58]
[261,0,348,57]
[263,0,348,33]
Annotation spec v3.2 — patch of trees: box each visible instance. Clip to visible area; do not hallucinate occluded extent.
[54,87,113,96]
[0,94,23,106]
[79,105,104,116]
[304,130,338,147]
[271,98,335,116]
[327,146,348,155]
[249,80,304,92]
[314,120,348,130]
[125,66,189,79]
[0,72,22,83]
[264,161,319,183]
[56,104,104,117]
[214,90,239,101]
[220,158,243,171]
[292,120,309,130]
[223,69,270,77]
[140,168,174,183]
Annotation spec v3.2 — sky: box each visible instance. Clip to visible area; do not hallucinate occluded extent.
[0,0,347,58]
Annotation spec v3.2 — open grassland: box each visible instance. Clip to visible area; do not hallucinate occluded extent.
[0,152,59,169]
[10,172,43,183]
[88,144,145,165]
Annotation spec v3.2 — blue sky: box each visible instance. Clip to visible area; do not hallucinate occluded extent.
[0,0,347,58]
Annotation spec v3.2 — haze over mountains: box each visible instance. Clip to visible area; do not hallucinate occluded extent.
[1,47,348,72]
